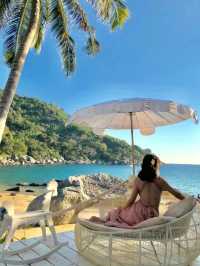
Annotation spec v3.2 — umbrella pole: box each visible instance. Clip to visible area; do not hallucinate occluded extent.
[129,112,135,177]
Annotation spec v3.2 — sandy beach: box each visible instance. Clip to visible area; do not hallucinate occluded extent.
[0,190,178,241]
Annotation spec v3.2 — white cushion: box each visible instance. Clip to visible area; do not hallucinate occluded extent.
[78,219,127,232]
[78,217,174,231]
[133,216,174,229]
[164,197,195,218]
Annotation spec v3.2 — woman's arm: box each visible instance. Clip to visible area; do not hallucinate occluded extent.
[159,177,185,200]
[123,180,139,208]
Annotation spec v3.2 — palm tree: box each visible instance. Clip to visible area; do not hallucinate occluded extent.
[0,0,129,143]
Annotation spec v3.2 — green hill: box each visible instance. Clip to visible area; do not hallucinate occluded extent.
[0,94,149,165]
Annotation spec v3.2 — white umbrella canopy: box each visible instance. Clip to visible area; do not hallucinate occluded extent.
[69,98,198,175]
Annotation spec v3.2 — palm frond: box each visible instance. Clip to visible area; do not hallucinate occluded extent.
[50,0,75,75]
[33,0,53,53]
[63,0,100,57]
[4,0,47,56]
[89,0,111,20]
[3,1,23,65]
[0,0,12,29]
[85,30,100,55]
[63,0,90,32]
[44,0,51,22]
[110,0,129,30]
[33,21,46,53]
[4,0,40,66]
[33,0,48,53]
[86,0,129,30]
[15,0,33,50]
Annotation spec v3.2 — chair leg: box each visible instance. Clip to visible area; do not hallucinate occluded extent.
[46,216,58,245]
[40,219,47,241]
[150,241,161,265]
[108,235,112,266]
[79,234,97,253]
[3,225,16,251]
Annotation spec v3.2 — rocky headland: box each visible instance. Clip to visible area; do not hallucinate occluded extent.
[0,155,128,167]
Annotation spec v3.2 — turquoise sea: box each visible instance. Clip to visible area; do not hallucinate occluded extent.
[0,164,200,195]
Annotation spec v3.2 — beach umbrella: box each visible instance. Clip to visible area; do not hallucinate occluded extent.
[69,98,198,175]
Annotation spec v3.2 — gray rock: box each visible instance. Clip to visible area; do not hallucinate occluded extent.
[28,156,36,164]
[6,187,20,192]
[68,176,80,186]
[51,189,81,224]
[27,189,81,225]
[78,173,126,199]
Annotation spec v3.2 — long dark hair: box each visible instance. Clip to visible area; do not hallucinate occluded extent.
[138,154,160,182]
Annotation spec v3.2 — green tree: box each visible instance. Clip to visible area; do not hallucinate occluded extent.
[12,138,27,157]
[0,0,129,143]
[0,127,13,157]
[0,94,149,164]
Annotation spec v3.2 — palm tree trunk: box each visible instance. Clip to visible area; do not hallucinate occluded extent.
[0,0,40,143]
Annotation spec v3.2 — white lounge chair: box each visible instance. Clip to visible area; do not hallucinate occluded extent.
[0,179,67,265]
[75,201,200,266]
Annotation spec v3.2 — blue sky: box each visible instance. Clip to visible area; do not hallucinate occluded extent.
[0,0,200,164]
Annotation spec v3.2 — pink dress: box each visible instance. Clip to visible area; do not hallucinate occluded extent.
[104,178,162,228]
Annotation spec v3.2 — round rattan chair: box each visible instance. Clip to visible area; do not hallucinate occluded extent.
[75,203,200,266]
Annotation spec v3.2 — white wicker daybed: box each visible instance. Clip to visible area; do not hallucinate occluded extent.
[75,199,200,266]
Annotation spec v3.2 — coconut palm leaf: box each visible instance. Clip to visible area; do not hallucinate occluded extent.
[4,1,22,65]
[33,18,46,53]
[63,0,90,32]
[4,0,37,66]
[64,0,90,31]
[110,0,129,30]
[0,0,12,29]
[86,0,129,29]
[85,30,100,55]
[0,0,11,14]
[50,0,75,75]
[63,0,100,56]
[44,0,51,21]
[33,0,48,53]
[33,0,54,53]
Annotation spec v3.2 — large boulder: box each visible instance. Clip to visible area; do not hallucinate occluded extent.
[27,187,81,224]
[78,173,127,199]
[51,187,81,224]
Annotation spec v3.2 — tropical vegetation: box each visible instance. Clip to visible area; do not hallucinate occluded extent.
[0,0,129,143]
[0,94,149,165]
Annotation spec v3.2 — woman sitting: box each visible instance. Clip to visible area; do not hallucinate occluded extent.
[90,154,185,228]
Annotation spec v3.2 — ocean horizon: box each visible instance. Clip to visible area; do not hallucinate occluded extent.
[0,163,199,196]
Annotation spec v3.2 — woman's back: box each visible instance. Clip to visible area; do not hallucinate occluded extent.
[136,177,162,212]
